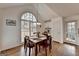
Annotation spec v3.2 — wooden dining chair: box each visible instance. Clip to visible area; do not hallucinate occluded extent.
[39,35,52,56]
[24,36,34,56]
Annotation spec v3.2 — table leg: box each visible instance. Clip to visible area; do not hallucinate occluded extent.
[49,39,52,52]
[35,43,38,56]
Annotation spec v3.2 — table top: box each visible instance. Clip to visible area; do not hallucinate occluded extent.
[29,35,46,44]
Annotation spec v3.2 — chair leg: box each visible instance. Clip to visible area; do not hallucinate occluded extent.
[39,45,41,52]
[29,48,31,56]
[49,44,52,52]
[45,47,47,56]
[24,43,26,49]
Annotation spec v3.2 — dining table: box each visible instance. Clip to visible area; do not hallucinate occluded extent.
[29,35,52,56]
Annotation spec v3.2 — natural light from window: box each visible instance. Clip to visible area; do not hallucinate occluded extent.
[21,12,37,42]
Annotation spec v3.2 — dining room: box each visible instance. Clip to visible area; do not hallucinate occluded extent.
[1,3,79,56]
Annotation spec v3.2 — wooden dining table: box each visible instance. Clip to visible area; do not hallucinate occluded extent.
[29,35,52,56]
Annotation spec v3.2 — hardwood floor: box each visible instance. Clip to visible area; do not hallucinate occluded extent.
[1,41,79,56]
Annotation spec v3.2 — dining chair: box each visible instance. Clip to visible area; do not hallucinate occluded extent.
[39,35,52,56]
[24,36,34,56]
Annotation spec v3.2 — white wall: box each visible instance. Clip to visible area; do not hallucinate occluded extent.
[44,17,63,43]
[64,15,79,45]
[0,5,44,51]
[0,9,3,51]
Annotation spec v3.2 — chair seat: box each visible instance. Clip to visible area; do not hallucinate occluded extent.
[27,43,34,48]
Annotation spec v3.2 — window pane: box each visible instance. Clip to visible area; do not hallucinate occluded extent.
[29,13,32,19]
[33,16,36,22]
[30,22,37,36]
[24,22,29,29]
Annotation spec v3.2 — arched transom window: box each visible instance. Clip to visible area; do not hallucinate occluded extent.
[21,12,37,22]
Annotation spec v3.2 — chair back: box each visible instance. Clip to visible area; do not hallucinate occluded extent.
[46,35,52,44]
[24,36,30,45]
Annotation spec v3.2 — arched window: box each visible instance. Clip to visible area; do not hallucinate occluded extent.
[21,12,37,42]
[21,12,37,22]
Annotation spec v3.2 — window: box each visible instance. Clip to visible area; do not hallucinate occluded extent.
[21,12,37,42]
[66,22,76,41]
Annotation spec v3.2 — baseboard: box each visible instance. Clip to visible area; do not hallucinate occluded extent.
[0,43,23,52]
[64,42,77,46]
[53,41,60,43]
[53,40,63,44]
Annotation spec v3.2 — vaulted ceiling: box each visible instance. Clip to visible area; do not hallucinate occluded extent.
[0,3,79,18]
[33,4,59,20]
[0,3,26,8]
[47,3,79,17]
